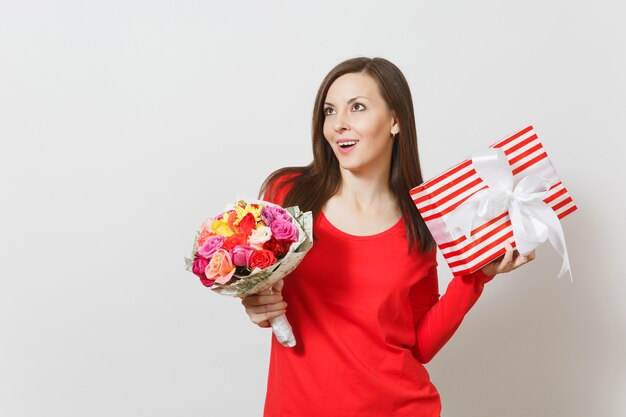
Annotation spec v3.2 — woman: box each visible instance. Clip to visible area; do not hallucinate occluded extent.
[242,57,534,416]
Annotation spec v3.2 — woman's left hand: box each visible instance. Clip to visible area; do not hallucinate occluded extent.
[480,241,536,277]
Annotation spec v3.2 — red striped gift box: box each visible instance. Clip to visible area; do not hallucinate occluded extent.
[410,125,577,277]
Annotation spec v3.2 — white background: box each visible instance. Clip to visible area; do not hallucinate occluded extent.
[1,1,625,416]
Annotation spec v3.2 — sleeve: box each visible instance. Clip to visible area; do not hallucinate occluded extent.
[262,173,298,206]
[409,259,495,364]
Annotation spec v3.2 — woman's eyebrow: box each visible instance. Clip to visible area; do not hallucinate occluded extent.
[323,96,370,106]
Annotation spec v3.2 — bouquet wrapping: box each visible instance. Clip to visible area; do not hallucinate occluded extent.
[410,125,576,278]
[185,198,313,347]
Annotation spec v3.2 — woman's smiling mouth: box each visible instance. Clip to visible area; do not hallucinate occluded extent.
[339,140,358,147]
[337,139,359,154]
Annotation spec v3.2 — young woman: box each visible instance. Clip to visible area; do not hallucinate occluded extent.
[242,57,535,416]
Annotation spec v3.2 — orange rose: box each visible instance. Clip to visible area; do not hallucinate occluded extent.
[205,249,236,284]
[196,227,214,249]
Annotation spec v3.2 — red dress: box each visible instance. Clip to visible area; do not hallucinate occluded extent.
[262,175,494,417]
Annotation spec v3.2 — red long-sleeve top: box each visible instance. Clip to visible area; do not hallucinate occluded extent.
[262,174,494,417]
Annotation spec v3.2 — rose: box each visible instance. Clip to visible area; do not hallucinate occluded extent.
[222,232,248,251]
[237,212,256,236]
[192,253,215,287]
[270,218,298,242]
[197,235,225,258]
[263,237,292,258]
[261,205,292,226]
[249,249,277,270]
[196,223,215,248]
[205,248,236,284]
[231,244,256,267]
[249,225,272,249]
[192,253,209,278]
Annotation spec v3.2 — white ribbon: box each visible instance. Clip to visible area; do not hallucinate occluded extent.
[445,148,572,280]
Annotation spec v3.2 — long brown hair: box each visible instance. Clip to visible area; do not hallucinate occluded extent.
[259,57,435,253]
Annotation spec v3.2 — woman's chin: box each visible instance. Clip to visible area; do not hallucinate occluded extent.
[338,163,365,175]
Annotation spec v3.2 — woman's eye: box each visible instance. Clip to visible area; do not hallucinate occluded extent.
[324,104,364,116]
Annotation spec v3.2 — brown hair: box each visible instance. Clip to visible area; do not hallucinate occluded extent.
[259,56,435,253]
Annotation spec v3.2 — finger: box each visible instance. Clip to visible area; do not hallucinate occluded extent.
[253,309,287,325]
[491,253,505,265]
[501,242,514,268]
[512,250,535,269]
[242,294,284,306]
[511,253,529,269]
[241,295,280,306]
[248,301,288,315]
[273,279,284,293]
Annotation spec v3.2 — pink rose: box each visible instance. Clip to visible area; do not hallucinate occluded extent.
[261,205,292,226]
[231,245,256,267]
[270,219,298,242]
[198,235,225,258]
[205,248,236,284]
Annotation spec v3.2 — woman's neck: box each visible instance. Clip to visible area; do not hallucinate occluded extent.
[335,169,397,215]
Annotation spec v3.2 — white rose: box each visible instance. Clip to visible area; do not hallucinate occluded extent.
[249,225,272,249]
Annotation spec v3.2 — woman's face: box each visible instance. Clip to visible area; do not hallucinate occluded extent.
[323,72,398,175]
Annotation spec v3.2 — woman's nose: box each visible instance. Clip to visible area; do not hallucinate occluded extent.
[334,111,349,132]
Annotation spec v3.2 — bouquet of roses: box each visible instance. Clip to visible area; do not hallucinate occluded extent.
[184,199,313,347]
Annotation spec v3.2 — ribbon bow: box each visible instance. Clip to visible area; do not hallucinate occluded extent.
[445,148,572,279]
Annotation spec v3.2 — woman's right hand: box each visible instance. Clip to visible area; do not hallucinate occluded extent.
[241,279,288,328]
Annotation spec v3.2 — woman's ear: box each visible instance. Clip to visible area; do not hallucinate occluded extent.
[390,111,400,136]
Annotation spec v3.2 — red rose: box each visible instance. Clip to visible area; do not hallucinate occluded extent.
[237,212,256,236]
[222,232,247,251]
[249,249,277,270]
[263,237,292,258]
